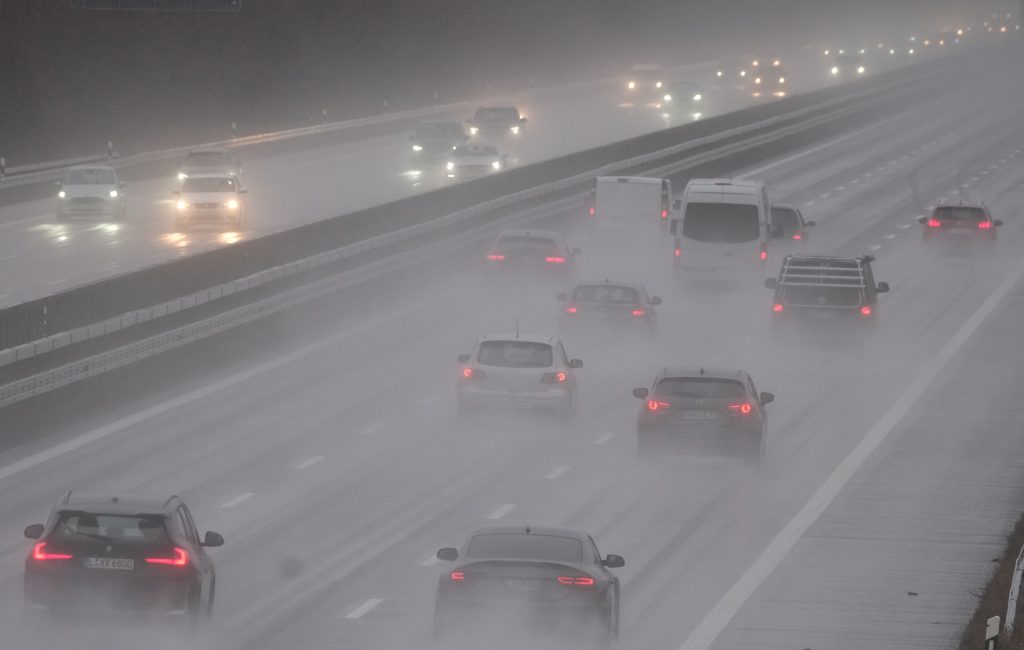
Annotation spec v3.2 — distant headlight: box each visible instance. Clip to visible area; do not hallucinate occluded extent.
[491,160,501,170]
[857,66,866,74]
[469,127,479,135]
[692,93,702,101]
[58,190,66,199]
[754,77,762,84]
[627,81,636,89]
[109,190,118,198]
[663,94,673,102]
[831,66,840,75]
[655,81,663,88]
[412,144,423,152]
[177,172,187,181]
[716,70,723,77]
[176,200,187,210]
[510,125,520,134]
[226,199,239,210]
[778,77,785,84]
[446,162,455,171]
[740,70,747,77]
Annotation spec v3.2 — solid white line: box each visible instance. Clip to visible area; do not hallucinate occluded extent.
[488,504,516,520]
[356,422,387,436]
[294,455,325,470]
[678,259,1024,650]
[420,555,440,567]
[545,465,571,480]
[344,598,384,619]
[0,299,431,484]
[220,492,254,509]
[0,253,21,261]
[593,432,616,446]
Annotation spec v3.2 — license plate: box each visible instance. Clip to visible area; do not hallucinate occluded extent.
[947,228,971,234]
[806,309,839,319]
[84,558,134,570]
[681,410,718,420]
[506,578,540,592]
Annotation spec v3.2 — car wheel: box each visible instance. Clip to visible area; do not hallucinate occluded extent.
[745,433,766,467]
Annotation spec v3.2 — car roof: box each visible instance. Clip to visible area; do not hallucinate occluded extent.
[659,367,746,381]
[784,254,870,265]
[573,280,644,290]
[418,119,462,127]
[687,177,763,190]
[466,524,588,541]
[66,164,115,172]
[934,202,988,211]
[478,333,555,345]
[60,491,177,513]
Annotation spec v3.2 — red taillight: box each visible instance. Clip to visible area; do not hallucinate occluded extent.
[462,367,485,380]
[486,253,505,261]
[661,209,668,219]
[631,308,646,317]
[646,400,671,412]
[674,247,681,258]
[450,571,465,582]
[792,232,803,240]
[542,371,568,384]
[557,575,595,586]
[32,542,72,561]
[860,305,873,316]
[926,218,942,228]
[545,256,567,264]
[462,367,473,378]
[978,221,992,230]
[772,303,784,313]
[759,247,768,261]
[588,206,596,216]
[565,305,578,315]
[728,402,753,415]
[145,547,189,567]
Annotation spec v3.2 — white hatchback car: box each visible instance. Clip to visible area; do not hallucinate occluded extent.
[446,144,509,179]
[172,173,247,230]
[457,334,582,422]
[56,165,127,222]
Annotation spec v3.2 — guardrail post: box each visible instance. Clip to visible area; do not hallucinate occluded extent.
[382,99,389,114]
[321,107,328,124]
[0,156,6,177]
[231,121,238,137]
[987,615,1000,650]
[106,141,114,159]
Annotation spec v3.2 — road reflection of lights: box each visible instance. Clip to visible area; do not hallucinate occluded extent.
[692,112,703,121]
[219,232,242,245]
[162,232,189,249]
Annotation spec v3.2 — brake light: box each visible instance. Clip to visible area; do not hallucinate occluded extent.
[145,547,189,567]
[486,253,505,261]
[542,371,568,384]
[450,571,465,582]
[674,247,681,258]
[462,367,473,378]
[759,246,768,261]
[860,305,873,316]
[631,308,646,317]
[661,209,668,220]
[978,221,992,230]
[772,303,784,313]
[557,575,595,586]
[792,232,803,240]
[646,400,671,412]
[545,256,567,264]
[462,367,485,380]
[926,218,942,228]
[728,402,753,415]
[565,305,578,315]
[588,206,596,216]
[32,542,72,561]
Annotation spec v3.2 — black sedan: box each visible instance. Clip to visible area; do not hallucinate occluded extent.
[23,491,223,624]
[434,525,623,645]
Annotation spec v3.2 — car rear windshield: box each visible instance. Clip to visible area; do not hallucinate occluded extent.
[467,533,582,563]
[494,236,559,252]
[475,107,518,122]
[185,152,231,166]
[771,207,800,229]
[416,123,462,138]
[53,512,170,544]
[477,341,553,368]
[933,207,986,221]
[654,378,746,399]
[682,202,761,243]
[573,285,639,304]
[183,177,237,193]
[65,169,115,185]
[782,286,862,307]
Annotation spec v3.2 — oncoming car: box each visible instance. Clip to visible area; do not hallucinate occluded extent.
[433,525,623,645]
[633,367,773,464]
[410,120,468,161]
[457,334,582,422]
[23,491,223,622]
[55,165,127,222]
[446,144,509,179]
[623,63,666,107]
[466,105,527,137]
[173,174,248,230]
[177,148,241,182]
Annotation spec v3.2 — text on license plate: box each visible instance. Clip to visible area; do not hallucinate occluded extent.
[681,411,718,420]
[506,578,540,592]
[84,558,134,570]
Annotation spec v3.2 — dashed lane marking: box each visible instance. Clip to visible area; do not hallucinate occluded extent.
[344,598,384,619]
[487,504,516,520]
[593,432,617,446]
[294,456,325,470]
[357,422,387,436]
[545,465,571,480]
[220,493,254,509]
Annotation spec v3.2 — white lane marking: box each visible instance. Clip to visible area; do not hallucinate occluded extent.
[593,432,616,446]
[868,244,883,251]
[884,234,898,239]
[863,172,873,178]
[970,177,980,182]
[220,492,254,509]
[819,193,831,199]
[420,554,441,567]
[0,299,431,484]
[677,258,1024,650]
[356,422,387,436]
[803,201,815,207]
[294,455,325,470]
[487,504,516,520]
[835,186,845,191]
[898,224,911,230]
[850,179,860,184]
[416,394,441,406]
[0,215,44,231]
[0,253,21,261]
[545,465,571,480]
[344,598,384,619]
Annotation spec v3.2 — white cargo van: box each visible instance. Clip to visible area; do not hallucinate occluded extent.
[587,176,673,268]
[670,178,775,281]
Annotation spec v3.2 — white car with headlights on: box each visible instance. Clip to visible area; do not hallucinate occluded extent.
[176,147,241,183]
[466,106,527,137]
[446,144,509,180]
[172,174,247,230]
[56,165,127,222]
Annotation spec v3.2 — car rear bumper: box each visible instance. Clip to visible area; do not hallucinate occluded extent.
[25,570,194,614]
[458,387,572,412]
[176,209,242,225]
[637,423,761,456]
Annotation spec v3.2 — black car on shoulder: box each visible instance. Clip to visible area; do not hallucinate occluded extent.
[634,367,773,464]
[23,491,223,622]
[434,525,623,645]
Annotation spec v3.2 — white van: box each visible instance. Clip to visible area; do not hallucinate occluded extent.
[670,178,775,281]
[587,176,672,267]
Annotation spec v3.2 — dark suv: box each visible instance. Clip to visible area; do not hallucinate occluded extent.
[23,491,223,621]
[633,367,773,464]
[765,254,889,324]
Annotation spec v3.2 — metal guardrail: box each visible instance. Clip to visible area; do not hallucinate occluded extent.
[1006,543,1024,632]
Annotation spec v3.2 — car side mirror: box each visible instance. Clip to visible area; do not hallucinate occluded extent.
[805,220,816,227]
[918,216,928,225]
[202,531,225,547]
[876,282,890,294]
[633,387,649,399]
[437,547,459,562]
[238,188,248,194]
[669,219,680,236]
[572,247,582,255]
[569,359,583,369]
[650,296,663,306]
[994,220,1004,227]
[457,354,470,364]
[556,292,568,301]
[760,392,775,405]
[24,524,44,539]
[603,554,625,568]
[764,278,778,290]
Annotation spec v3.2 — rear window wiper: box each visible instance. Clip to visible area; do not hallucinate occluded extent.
[65,530,113,543]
